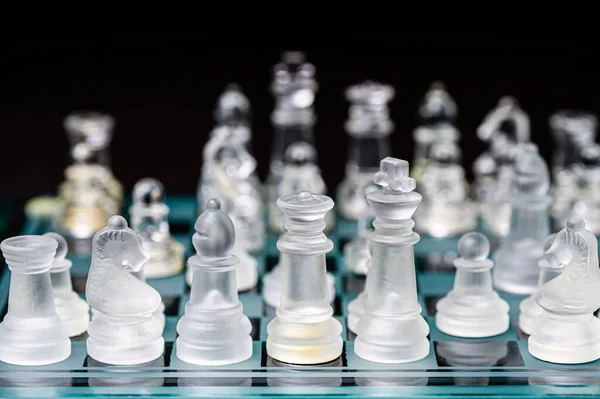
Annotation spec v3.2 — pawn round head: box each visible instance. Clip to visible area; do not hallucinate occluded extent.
[567,216,586,233]
[43,232,68,260]
[193,199,236,258]
[458,232,490,261]
[133,178,165,206]
[284,142,316,166]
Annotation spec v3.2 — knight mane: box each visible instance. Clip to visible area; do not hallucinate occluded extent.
[93,230,126,259]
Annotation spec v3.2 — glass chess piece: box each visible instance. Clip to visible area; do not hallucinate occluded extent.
[0,235,71,365]
[518,233,563,335]
[129,178,184,279]
[197,124,265,252]
[214,83,252,130]
[412,81,459,183]
[44,232,90,337]
[266,51,318,196]
[528,216,600,364]
[266,191,343,365]
[176,199,253,366]
[127,267,166,329]
[354,157,430,363]
[87,356,165,387]
[337,80,394,220]
[549,110,597,179]
[493,144,551,294]
[414,140,477,238]
[473,97,530,247]
[343,182,378,276]
[85,216,164,365]
[435,232,510,337]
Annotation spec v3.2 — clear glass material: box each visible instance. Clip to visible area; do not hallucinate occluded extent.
[176,199,252,366]
[86,216,164,366]
[435,232,509,338]
[344,200,375,275]
[529,216,600,364]
[0,235,71,366]
[549,110,597,177]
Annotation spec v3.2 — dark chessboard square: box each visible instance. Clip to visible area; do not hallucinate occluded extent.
[162,296,181,316]
[168,221,191,234]
[266,256,278,272]
[434,341,524,368]
[265,255,336,272]
[326,256,337,272]
[332,296,342,316]
[71,276,88,295]
[416,252,457,273]
[344,274,366,295]
[250,318,260,341]
[424,296,441,316]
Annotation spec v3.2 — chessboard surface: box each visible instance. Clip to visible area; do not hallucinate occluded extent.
[1,194,600,398]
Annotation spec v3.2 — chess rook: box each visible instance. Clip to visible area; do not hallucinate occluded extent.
[176,199,253,366]
[0,235,71,365]
[266,191,343,365]
[354,157,430,363]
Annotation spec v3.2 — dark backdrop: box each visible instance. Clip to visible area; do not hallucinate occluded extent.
[1,31,599,199]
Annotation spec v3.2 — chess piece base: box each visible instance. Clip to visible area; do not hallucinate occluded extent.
[518,295,542,335]
[347,292,366,334]
[142,240,185,279]
[354,312,430,364]
[435,294,510,338]
[528,313,600,364]
[266,317,343,365]
[87,314,165,365]
[262,265,336,309]
[176,336,253,366]
[55,291,91,337]
[0,314,71,366]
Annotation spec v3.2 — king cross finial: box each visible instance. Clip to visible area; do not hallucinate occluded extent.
[373,157,416,193]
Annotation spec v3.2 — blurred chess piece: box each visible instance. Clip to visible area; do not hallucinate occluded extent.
[56,111,122,255]
[549,110,597,178]
[215,83,252,130]
[344,183,378,275]
[473,97,530,249]
[412,81,459,182]
[266,51,318,197]
[130,178,184,279]
[414,140,476,238]
[337,81,394,220]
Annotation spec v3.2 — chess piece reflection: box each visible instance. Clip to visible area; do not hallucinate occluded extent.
[266,357,342,387]
[130,178,184,279]
[87,356,165,387]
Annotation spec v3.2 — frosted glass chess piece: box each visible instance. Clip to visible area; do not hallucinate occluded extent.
[493,144,551,294]
[86,216,164,365]
[129,178,185,279]
[176,199,253,365]
[346,256,371,335]
[354,157,430,363]
[44,232,90,337]
[412,81,459,182]
[337,81,394,220]
[0,235,71,365]
[266,51,318,194]
[518,234,562,335]
[528,216,600,364]
[344,183,377,275]
[415,140,477,237]
[128,268,166,329]
[266,191,343,364]
[435,232,510,337]
[215,83,252,130]
[549,110,597,178]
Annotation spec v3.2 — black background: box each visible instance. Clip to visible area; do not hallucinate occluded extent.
[1,31,599,199]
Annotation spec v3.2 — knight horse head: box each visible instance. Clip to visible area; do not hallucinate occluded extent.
[541,216,596,271]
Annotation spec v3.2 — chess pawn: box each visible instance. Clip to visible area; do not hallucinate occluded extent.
[529,216,600,364]
[86,216,164,365]
[130,178,185,279]
[44,232,90,337]
[214,83,252,129]
[0,235,71,365]
[176,199,253,366]
[344,185,377,275]
[354,157,430,364]
[493,144,551,294]
[518,234,563,335]
[337,81,394,220]
[435,232,510,338]
[266,191,343,365]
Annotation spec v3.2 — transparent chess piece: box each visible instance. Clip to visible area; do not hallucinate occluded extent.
[85,216,164,365]
[549,110,597,178]
[176,199,253,366]
[197,124,265,252]
[268,141,332,234]
[518,233,562,335]
[129,178,185,279]
[414,140,476,238]
[214,83,252,129]
[474,97,530,244]
[44,232,90,337]
[412,81,459,182]
[528,216,600,364]
[354,157,430,363]
[266,51,318,194]
[344,183,377,275]
[337,81,394,220]
[128,268,166,329]
[266,191,343,365]
[435,232,510,338]
[493,144,551,294]
[0,235,71,365]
